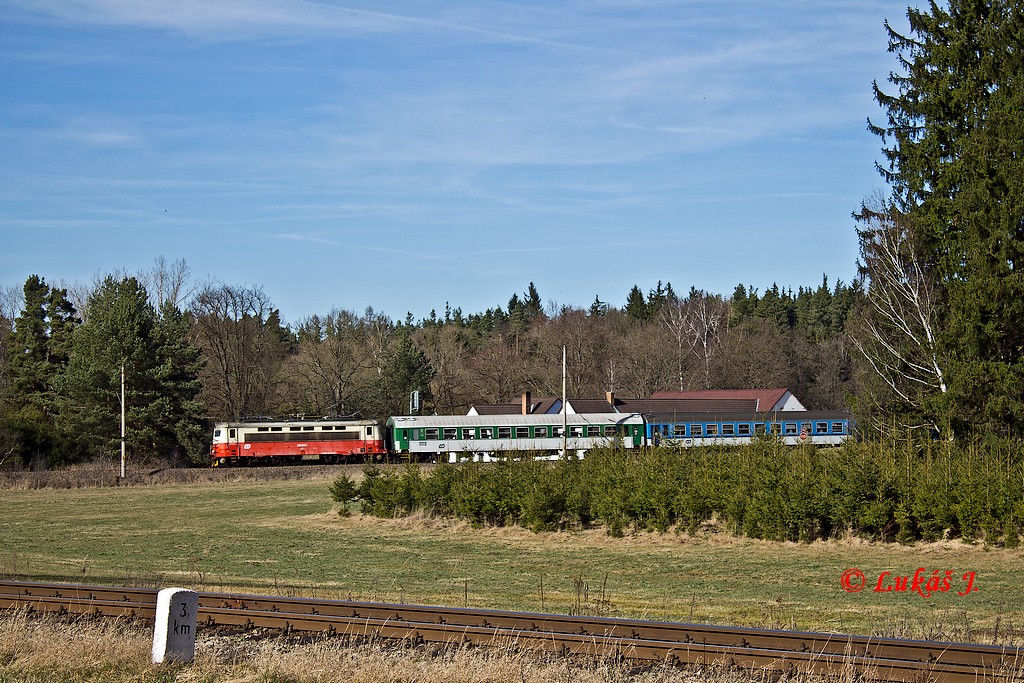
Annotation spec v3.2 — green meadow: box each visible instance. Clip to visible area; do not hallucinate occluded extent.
[1,472,1021,643]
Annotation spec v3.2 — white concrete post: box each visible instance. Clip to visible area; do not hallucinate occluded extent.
[152,587,199,664]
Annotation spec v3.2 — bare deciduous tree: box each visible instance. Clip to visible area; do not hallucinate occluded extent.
[851,204,948,432]
[144,256,194,311]
[661,290,728,390]
[191,283,288,419]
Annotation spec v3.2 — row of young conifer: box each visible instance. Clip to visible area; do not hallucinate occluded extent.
[331,439,1023,544]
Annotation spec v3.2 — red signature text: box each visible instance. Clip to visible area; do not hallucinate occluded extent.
[840,568,978,598]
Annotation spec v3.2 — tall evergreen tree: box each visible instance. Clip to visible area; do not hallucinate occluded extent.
[866,0,1024,433]
[4,276,77,466]
[58,276,204,465]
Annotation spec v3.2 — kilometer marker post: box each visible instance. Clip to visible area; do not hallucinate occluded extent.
[152,587,198,664]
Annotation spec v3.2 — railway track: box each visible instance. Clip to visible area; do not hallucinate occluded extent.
[1,580,1020,682]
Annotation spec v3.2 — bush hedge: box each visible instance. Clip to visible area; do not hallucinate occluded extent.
[338,437,1024,543]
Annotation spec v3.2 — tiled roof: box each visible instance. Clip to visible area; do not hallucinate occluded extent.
[615,398,758,416]
[648,388,793,411]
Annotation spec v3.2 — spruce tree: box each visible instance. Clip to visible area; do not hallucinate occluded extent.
[868,0,1024,433]
[5,275,77,466]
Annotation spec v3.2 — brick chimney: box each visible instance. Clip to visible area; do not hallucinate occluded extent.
[522,391,531,415]
[606,390,615,407]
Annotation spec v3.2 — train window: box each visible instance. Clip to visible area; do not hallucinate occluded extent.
[498,427,512,438]
[366,427,373,436]
[603,425,616,436]
[673,425,686,437]
[690,424,703,437]
[290,426,302,431]
[229,429,236,439]
[584,426,598,437]
[754,423,766,435]
[481,428,493,439]
[304,426,314,431]
[706,424,719,436]
[831,422,845,433]
[784,423,798,435]
[443,428,457,439]
[738,424,751,436]
[214,429,222,438]
[722,424,735,436]
[535,426,549,438]
[570,426,583,437]
[461,428,475,440]
[815,422,828,435]
[322,425,333,431]
[425,428,439,440]
[553,426,564,437]
[257,427,269,432]
[515,427,530,438]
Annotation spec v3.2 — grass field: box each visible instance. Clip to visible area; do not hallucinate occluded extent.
[1,467,1022,644]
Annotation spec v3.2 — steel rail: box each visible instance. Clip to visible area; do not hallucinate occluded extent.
[1,580,1019,682]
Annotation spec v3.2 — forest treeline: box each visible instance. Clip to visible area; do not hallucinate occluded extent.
[0,266,859,467]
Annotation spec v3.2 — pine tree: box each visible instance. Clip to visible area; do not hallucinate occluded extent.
[623,285,649,321]
[867,0,1024,433]
[4,276,77,466]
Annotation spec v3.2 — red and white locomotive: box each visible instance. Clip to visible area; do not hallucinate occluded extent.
[210,418,386,466]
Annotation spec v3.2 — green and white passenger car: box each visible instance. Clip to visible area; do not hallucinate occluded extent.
[386,413,645,462]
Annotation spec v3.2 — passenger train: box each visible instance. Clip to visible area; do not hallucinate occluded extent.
[210,410,852,466]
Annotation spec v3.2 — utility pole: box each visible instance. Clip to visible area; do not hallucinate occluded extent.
[120,363,126,480]
[561,345,567,457]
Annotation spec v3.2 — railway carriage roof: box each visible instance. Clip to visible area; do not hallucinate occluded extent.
[386,413,644,428]
[214,419,378,429]
[644,410,850,423]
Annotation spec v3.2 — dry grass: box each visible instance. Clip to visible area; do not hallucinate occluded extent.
[0,608,947,683]
[0,460,353,490]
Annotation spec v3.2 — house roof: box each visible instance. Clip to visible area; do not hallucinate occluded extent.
[648,389,800,411]
[614,398,759,416]
[468,397,562,415]
[469,389,806,417]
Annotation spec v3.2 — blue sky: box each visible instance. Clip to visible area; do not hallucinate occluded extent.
[1,0,910,324]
